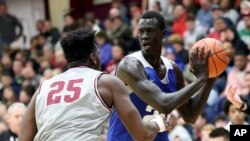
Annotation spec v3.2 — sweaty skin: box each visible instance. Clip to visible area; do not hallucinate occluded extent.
[117,18,216,124]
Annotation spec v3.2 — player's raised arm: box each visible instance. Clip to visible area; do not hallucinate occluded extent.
[19,90,38,141]
[116,47,210,119]
[98,74,166,141]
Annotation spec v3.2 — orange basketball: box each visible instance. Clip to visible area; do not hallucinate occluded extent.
[190,38,230,78]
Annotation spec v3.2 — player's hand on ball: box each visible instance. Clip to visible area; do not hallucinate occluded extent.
[189,46,210,78]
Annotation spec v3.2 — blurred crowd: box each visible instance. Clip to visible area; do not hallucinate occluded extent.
[0,0,250,141]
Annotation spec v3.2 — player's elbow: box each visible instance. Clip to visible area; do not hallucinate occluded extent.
[158,102,176,115]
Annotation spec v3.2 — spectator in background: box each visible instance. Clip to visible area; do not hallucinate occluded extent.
[35,20,44,35]
[220,0,239,25]
[42,20,60,46]
[129,2,142,22]
[182,0,199,15]
[162,0,177,28]
[200,124,215,141]
[19,86,35,106]
[183,14,205,50]
[209,127,230,141]
[2,86,16,108]
[226,72,250,114]
[152,1,163,15]
[207,17,228,40]
[238,13,250,47]
[214,115,227,128]
[0,2,23,47]
[236,0,250,32]
[110,16,132,41]
[105,44,125,75]
[62,14,77,33]
[221,27,248,52]
[11,59,24,97]
[172,4,187,36]
[211,4,224,19]
[103,18,113,41]
[163,46,185,72]
[111,0,128,23]
[196,0,213,31]
[223,99,248,131]
[0,102,26,141]
[167,34,189,65]
[0,73,13,100]
[84,12,101,33]
[1,52,12,72]
[95,31,112,71]
[223,50,250,97]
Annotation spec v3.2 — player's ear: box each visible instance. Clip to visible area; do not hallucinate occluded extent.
[90,53,97,65]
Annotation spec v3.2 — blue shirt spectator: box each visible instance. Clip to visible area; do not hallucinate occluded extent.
[95,31,113,71]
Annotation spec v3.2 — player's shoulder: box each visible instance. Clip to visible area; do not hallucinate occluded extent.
[97,73,123,87]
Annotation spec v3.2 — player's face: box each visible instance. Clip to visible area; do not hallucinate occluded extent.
[138,18,164,55]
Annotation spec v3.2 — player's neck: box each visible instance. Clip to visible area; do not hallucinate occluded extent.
[141,51,161,69]
[67,61,92,69]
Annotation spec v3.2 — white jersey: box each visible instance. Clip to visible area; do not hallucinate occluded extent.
[35,67,111,141]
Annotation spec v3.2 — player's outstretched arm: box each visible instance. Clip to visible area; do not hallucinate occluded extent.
[173,62,216,123]
[18,90,38,141]
[98,74,162,141]
[116,47,210,119]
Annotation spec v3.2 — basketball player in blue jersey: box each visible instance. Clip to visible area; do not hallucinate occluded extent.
[107,11,216,141]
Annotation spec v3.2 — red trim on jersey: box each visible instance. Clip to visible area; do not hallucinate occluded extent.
[94,73,112,112]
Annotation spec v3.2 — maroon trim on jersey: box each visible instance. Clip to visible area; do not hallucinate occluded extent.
[94,73,112,112]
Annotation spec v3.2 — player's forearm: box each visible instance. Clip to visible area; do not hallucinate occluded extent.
[134,122,159,141]
[179,78,216,123]
[158,75,207,114]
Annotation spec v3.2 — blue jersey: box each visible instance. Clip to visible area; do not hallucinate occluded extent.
[107,51,177,141]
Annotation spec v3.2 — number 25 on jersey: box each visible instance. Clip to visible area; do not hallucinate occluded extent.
[47,78,84,106]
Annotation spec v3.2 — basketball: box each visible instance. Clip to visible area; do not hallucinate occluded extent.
[190,38,230,78]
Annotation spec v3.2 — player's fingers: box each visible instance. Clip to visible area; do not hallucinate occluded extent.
[191,47,198,63]
[199,46,204,60]
[190,50,195,64]
[205,48,210,61]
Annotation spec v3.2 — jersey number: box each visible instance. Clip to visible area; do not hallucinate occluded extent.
[47,78,84,106]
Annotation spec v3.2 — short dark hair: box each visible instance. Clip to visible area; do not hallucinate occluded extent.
[141,11,166,31]
[0,2,6,6]
[95,30,107,40]
[60,28,96,63]
[21,86,36,97]
[209,128,230,141]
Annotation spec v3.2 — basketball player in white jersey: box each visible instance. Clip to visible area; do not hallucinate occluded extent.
[18,28,171,141]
